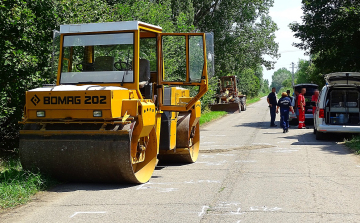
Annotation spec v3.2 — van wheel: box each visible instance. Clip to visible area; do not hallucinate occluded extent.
[316,131,324,140]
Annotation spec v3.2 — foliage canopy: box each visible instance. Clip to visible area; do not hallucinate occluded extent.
[290,0,360,73]
[0,0,278,150]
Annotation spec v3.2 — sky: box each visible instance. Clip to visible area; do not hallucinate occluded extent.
[262,0,309,84]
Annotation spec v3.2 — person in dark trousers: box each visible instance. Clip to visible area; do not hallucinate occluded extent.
[279,89,294,128]
[267,87,277,127]
[287,90,293,104]
[276,92,294,133]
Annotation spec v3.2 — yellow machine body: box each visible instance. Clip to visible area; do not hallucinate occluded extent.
[19,21,213,183]
[209,75,247,113]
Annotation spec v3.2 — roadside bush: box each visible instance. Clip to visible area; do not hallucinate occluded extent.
[0,0,57,151]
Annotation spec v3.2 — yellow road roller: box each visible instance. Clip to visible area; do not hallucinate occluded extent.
[19,21,214,183]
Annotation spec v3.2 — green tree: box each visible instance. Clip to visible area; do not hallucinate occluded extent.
[290,0,360,73]
[0,0,57,149]
[261,78,270,94]
[0,0,281,150]
[295,58,325,88]
[270,68,291,90]
[237,68,261,97]
[193,0,279,75]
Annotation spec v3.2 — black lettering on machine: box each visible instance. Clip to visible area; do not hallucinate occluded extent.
[43,96,106,104]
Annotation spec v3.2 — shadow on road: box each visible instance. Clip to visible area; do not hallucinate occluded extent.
[282,131,356,155]
[233,121,275,129]
[48,162,189,192]
[234,119,357,156]
[50,182,135,192]
[233,119,315,129]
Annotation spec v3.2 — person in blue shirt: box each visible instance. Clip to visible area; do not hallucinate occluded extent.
[276,92,294,133]
[267,87,277,127]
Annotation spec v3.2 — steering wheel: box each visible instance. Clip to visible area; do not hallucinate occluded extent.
[114,61,132,71]
[76,62,95,71]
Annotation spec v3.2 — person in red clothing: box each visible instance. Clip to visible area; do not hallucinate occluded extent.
[311,89,319,115]
[297,88,306,129]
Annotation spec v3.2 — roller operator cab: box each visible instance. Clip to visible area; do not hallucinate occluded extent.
[314,72,360,140]
[19,21,214,183]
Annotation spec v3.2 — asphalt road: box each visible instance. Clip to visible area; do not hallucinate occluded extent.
[3,97,360,223]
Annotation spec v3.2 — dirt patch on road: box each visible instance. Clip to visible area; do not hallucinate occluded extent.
[201,144,274,153]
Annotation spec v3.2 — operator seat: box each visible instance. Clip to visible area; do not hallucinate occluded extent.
[139,59,152,99]
[94,56,115,71]
[139,59,150,88]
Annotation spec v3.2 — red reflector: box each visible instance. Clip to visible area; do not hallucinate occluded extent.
[319,109,324,118]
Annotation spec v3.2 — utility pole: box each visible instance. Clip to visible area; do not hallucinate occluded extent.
[290,62,296,87]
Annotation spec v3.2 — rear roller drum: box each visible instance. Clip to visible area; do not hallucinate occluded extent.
[177,122,200,163]
[158,113,200,163]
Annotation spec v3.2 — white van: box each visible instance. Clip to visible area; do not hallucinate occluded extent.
[314,72,360,140]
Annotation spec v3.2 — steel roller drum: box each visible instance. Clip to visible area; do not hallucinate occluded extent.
[19,129,158,183]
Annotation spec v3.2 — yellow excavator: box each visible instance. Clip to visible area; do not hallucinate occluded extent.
[19,21,214,183]
[209,76,246,113]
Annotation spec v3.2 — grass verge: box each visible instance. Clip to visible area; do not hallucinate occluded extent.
[246,93,267,105]
[344,136,360,154]
[199,111,227,126]
[246,97,261,105]
[200,93,266,126]
[0,156,56,210]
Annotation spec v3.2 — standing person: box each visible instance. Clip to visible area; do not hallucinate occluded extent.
[297,88,306,129]
[311,89,319,115]
[287,90,293,105]
[267,87,277,127]
[293,90,299,107]
[276,92,294,133]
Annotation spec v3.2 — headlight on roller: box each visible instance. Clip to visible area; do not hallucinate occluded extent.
[93,110,102,117]
[36,111,45,117]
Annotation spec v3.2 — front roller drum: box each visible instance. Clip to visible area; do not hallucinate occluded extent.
[159,113,200,163]
[19,126,158,183]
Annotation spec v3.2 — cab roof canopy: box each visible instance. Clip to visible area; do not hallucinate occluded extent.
[60,21,162,34]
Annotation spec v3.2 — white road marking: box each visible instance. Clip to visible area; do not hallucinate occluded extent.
[249,206,282,212]
[200,154,215,158]
[159,188,178,193]
[136,182,171,190]
[197,160,228,166]
[252,143,272,145]
[277,141,291,143]
[70,211,106,218]
[235,160,256,163]
[185,180,219,184]
[230,208,243,215]
[273,149,299,153]
[215,153,235,156]
[198,206,209,217]
[219,202,241,207]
